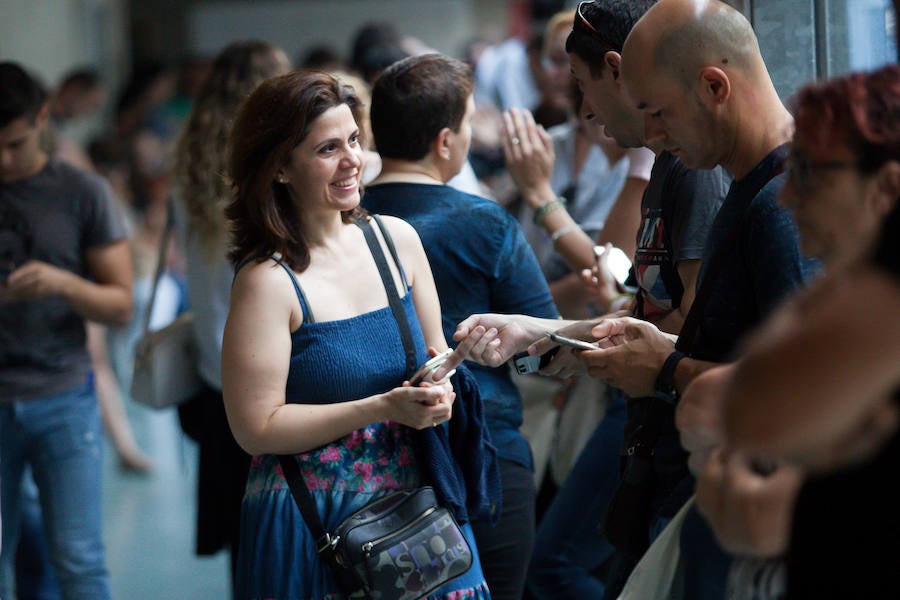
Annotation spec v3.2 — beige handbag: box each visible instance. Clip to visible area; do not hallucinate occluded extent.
[617,496,693,600]
[130,202,200,409]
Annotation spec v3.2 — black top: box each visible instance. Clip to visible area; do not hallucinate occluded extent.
[873,203,900,277]
[787,203,900,599]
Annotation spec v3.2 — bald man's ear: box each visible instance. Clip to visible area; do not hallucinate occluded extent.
[604,51,622,80]
[699,67,730,105]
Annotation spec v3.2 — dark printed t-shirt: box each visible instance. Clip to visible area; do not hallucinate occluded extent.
[0,158,126,401]
[634,151,729,322]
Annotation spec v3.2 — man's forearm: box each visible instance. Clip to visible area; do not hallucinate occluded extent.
[514,314,576,341]
[61,275,133,326]
[674,357,721,397]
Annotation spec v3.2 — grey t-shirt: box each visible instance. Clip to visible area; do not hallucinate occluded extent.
[634,151,730,322]
[0,158,126,402]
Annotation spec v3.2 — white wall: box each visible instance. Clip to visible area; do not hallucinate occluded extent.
[186,0,485,64]
[0,0,128,93]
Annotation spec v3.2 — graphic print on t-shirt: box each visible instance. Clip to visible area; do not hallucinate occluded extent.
[634,206,673,321]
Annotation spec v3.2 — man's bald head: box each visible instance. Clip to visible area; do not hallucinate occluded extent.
[624,0,762,90]
[619,0,792,175]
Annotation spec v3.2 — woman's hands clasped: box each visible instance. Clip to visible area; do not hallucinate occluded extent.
[382,346,465,430]
[381,384,454,430]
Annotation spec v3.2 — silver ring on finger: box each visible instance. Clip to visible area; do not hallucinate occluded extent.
[511,136,520,145]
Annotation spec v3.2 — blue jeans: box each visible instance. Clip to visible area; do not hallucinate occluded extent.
[0,381,111,600]
[527,390,627,600]
[16,468,62,600]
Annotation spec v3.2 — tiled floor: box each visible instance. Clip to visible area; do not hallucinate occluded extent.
[102,404,230,599]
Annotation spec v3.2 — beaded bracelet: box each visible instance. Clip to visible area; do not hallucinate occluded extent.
[533,198,565,227]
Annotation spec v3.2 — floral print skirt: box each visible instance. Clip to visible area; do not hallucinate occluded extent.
[235,421,491,600]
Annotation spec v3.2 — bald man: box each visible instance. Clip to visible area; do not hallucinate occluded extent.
[562,1,817,598]
[620,0,793,177]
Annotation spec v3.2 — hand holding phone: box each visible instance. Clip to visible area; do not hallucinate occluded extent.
[409,348,455,385]
[547,331,599,351]
[593,244,632,287]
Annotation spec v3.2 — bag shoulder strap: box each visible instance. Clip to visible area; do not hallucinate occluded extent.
[355,215,418,378]
[278,455,330,546]
[372,213,410,290]
[278,456,358,593]
[142,197,176,335]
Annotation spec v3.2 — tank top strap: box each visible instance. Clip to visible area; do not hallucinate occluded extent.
[234,254,315,324]
[274,261,315,324]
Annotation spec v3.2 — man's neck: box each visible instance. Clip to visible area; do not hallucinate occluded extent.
[372,159,445,186]
[1,152,49,185]
[722,89,794,180]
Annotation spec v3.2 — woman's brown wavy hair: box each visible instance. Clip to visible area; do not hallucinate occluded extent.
[226,70,365,271]
[172,40,289,259]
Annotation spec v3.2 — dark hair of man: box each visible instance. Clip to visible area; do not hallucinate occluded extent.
[226,69,364,272]
[370,53,473,161]
[350,22,402,75]
[357,44,410,84]
[564,0,656,78]
[0,62,48,127]
[301,45,342,70]
[792,64,900,174]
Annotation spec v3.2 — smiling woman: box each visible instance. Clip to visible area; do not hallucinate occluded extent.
[220,70,493,600]
[277,103,364,216]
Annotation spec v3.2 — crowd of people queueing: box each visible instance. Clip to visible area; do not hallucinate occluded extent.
[1,1,898,599]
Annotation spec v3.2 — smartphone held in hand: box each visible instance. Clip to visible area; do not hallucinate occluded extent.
[593,245,632,286]
[409,348,455,385]
[547,331,600,351]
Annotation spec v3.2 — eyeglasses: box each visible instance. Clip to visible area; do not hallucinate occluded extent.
[576,1,600,36]
[784,156,859,193]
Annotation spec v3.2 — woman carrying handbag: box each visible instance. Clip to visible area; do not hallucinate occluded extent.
[222,70,493,599]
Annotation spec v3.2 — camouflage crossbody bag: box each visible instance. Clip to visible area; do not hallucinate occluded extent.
[280,456,473,600]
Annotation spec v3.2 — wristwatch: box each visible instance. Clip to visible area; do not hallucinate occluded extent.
[654,350,686,403]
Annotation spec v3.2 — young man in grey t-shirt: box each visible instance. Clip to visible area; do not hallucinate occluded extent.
[0,61,132,600]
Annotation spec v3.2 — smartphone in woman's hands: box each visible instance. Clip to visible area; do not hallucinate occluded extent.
[409,348,455,385]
